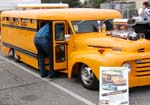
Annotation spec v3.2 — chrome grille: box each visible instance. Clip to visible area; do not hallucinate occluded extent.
[135,58,150,77]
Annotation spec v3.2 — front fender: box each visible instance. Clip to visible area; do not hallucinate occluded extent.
[68,51,150,81]
[68,51,101,79]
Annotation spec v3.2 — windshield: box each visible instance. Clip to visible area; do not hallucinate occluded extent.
[72,19,141,40]
[72,20,113,33]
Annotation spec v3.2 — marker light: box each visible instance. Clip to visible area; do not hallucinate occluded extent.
[98,48,105,54]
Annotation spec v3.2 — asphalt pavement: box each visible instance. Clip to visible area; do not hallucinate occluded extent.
[0,56,89,105]
[0,54,149,105]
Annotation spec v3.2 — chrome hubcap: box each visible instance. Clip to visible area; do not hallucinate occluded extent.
[81,66,94,86]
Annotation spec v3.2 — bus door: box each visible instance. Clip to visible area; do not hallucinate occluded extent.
[53,21,67,71]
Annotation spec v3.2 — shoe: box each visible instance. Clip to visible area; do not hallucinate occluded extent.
[49,73,60,78]
[40,71,48,78]
[48,71,55,78]
[49,75,55,78]
[41,75,48,78]
[41,73,48,78]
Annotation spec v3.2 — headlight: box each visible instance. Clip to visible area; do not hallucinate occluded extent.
[122,62,131,72]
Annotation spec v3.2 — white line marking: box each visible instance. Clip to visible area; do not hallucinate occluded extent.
[0,56,96,105]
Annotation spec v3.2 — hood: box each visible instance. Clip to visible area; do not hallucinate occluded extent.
[74,33,150,52]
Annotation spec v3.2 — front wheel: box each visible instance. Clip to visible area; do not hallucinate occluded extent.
[80,64,99,90]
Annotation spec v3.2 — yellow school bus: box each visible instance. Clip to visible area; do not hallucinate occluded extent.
[0,12,1,48]
[1,7,150,90]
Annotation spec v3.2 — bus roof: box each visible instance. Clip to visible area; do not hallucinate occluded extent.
[1,8,121,21]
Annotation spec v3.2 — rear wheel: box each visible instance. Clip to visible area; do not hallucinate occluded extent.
[13,50,20,62]
[80,64,99,90]
[8,49,14,57]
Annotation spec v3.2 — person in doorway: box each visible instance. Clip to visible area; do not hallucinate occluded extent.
[34,22,55,78]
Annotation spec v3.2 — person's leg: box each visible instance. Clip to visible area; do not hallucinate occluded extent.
[34,38,47,77]
[38,52,48,77]
[47,54,55,78]
[43,42,55,78]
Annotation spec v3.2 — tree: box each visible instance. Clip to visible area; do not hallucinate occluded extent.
[41,0,81,8]
[89,0,107,8]
[61,0,81,7]
[42,0,60,3]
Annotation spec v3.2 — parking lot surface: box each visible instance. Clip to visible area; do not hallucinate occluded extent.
[0,54,149,105]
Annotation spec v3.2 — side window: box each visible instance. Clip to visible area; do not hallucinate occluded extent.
[55,23,65,41]
[55,45,65,63]
[21,18,28,23]
[30,19,36,24]
[2,17,5,21]
[14,18,20,25]
[6,17,9,21]
[21,18,28,26]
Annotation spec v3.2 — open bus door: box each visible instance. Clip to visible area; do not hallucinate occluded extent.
[52,21,68,72]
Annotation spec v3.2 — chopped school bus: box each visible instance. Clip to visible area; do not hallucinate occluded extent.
[1,7,150,90]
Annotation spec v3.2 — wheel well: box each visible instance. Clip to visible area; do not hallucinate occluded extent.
[8,48,20,61]
[9,48,13,52]
[73,62,99,90]
[71,62,85,76]
[8,48,14,56]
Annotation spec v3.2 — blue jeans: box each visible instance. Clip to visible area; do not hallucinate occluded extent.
[34,37,55,77]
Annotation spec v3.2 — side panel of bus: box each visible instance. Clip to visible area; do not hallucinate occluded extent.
[1,18,69,73]
[1,17,38,68]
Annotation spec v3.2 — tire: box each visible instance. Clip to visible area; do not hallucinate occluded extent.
[8,49,14,57]
[80,64,99,90]
[13,50,20,62]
